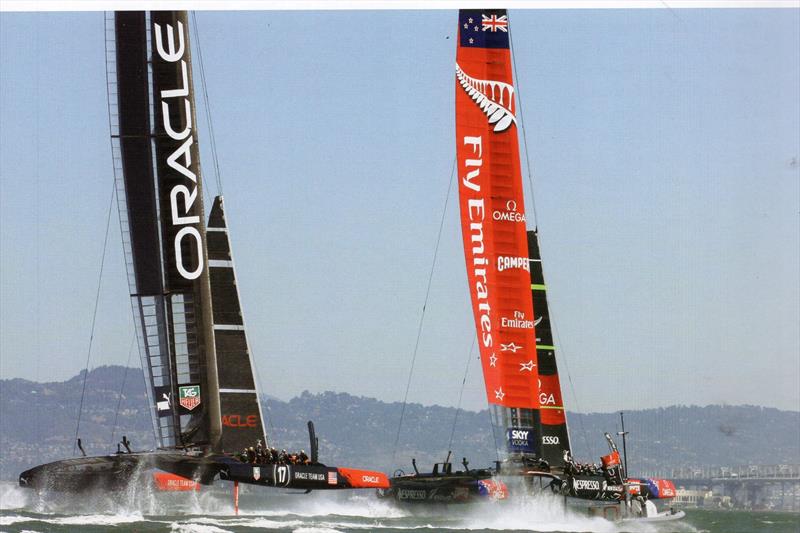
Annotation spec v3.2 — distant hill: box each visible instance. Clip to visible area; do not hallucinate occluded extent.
[1,366,798,480]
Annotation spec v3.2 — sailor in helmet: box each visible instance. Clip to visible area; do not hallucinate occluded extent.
[298,449,309,465]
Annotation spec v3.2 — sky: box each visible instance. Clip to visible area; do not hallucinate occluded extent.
[1,8,798,415]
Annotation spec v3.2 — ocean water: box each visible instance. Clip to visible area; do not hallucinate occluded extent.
[0,482,797,533]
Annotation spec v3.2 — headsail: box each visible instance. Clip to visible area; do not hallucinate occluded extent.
[455,9,541,459]
[107,11,221,450]
[207,196,268,453]
[527,230,571,468]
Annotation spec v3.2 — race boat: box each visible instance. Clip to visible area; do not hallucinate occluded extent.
[381,8,530,504]
[379,455,508,504]
[18,11,388,497]
[384,9,679,515]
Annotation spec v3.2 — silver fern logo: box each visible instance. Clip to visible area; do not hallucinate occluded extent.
[456,63,516,132]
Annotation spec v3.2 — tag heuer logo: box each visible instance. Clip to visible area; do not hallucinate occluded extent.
[179,385,201,411]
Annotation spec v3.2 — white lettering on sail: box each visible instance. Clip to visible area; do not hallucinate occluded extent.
[170,185,199,226]
[539,392,556,405]
[154,21,185,63]
[463,136,491,348]
[497,255,530,272]
[462,136,482,191]
[166,138,197,182]
[154,19,203,281]
[162,98,192,140]
[175,227,203,279]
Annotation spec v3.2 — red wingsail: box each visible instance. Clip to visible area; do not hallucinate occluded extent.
[456,9,539,410]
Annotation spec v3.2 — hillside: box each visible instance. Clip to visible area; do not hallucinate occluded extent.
[1,366,797,480]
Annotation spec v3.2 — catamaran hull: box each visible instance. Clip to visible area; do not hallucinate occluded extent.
[219,461,388,490]
[534,473,676,502]
[19,453,388,493]
[622,509,686,522]
[18,452,220,492]
[18,452,222,493]
[379,474,507,504]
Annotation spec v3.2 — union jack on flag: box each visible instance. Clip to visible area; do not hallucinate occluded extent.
[482,14,508,32]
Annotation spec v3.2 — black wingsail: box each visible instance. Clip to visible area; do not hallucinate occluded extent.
[109,11,221,451]
[19,11,397,495]
[527,230,572,469]
[207,196,268,453]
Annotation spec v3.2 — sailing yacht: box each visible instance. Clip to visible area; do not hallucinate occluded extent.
[383,10,679,515]
[19,10,388,496]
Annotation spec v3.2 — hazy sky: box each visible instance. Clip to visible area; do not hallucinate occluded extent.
[1,8,798,414]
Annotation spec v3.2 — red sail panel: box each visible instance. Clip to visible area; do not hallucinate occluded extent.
[538,374,567,424]
[456,9,538,409]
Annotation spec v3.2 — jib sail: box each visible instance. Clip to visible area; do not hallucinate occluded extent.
[207,196,267,453]
[107,11,221,450]
[455,9,541,459]
[527,230,571,468]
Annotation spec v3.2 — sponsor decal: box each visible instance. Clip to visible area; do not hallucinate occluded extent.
[461,136,493,351]
[573,479,601,491]
[156,393,171,413]
[327,471,338,485]
[398,488,428,500]
[222,414,258,428]
[154,386,173,418]
[542,435,560,445]
[252,467,260,481]
[497,255,529,272]
[293,471,325,481]
[507,427,536,452]
[178,385,201,411]
[152,472,199,492]
[538,379,557,406]
[493,200,526,223]
[539,392,556,406]
[362,475,380,484]
[453,486,471,501]
[501,310,535,329]
[153,19,204,281]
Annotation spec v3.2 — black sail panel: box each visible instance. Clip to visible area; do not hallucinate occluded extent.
[110,11,178,447]
[109,11,221,450]
[528,230,572,468]
[207,196,268,453]
[114,12,162,296]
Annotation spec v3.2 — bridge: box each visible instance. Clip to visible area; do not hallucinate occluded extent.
[641,464,800,511]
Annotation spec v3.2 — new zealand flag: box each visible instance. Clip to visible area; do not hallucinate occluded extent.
[459,10,510,49]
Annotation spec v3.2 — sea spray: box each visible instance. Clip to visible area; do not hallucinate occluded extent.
[0,482,29,510]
